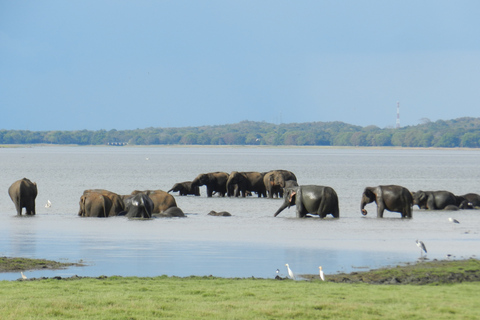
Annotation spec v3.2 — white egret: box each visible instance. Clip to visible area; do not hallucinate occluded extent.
[21,272,27,280]
[416,239,427,255]
[449,217,459,224]
[318,266,325,281]
[285,264,295,280]
[45,200,51,208]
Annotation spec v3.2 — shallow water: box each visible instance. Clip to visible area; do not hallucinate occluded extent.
[0,146,479,280]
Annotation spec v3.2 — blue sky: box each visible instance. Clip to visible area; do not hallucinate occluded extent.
[2,1,480,131]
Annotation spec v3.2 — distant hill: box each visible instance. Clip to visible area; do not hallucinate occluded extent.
[1,117,480,148]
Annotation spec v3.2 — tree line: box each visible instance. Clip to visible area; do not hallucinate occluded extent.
[1,117,480,148]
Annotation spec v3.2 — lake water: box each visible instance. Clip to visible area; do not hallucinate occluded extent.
[0,146,479,281]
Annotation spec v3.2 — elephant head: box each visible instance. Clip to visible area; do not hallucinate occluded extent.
[360,187,376,215]
[412,191,428,209]
[273,187,298,217]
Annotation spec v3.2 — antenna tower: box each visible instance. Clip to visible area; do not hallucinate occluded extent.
[396,101,400,129]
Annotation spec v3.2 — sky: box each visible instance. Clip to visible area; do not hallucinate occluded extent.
[1,1,480,131]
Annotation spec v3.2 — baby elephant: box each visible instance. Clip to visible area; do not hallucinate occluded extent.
[208,210,231,216]
[274,185,339,218]
[361,185,413,218]
[168,181,200,196]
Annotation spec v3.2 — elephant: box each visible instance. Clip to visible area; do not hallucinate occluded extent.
[412,190,457,210]
[78,192,111,217]
[208,210,231,216]
[8,178,38,215]
[264,170,297,198]
[459,193,480,208]
[168,181,200,196]
[80,189,125,217]
[122,193,154,218]
[131,190,177,213]
[191,172,229,197]
[226,171,266,197]
[274,185,339,218]
[360,185,413,218]
[153,206,185,217]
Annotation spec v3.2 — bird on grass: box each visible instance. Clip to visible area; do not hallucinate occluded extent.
[21,272,27,280]
[449,217,460,224]
[285,264,295,280]
[416,239,427,256]
[319,266,325,281]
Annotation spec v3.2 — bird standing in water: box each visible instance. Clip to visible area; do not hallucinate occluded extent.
[416,239,427,256]
[285,264,295,280]
[449,217,459,224]
[319,266,325,281]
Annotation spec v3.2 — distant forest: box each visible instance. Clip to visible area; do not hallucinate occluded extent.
[2,117,480,148]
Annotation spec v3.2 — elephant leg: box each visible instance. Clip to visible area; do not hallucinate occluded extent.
[206,187,213,197]
[376,204,385,218]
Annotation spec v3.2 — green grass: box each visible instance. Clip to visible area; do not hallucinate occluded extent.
[1,275,479,319]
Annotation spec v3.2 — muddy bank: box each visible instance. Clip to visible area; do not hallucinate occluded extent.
[0,257,83,273]
[299,258,480,284]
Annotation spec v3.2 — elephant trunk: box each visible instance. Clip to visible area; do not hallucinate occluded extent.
[360,197,369,216]
[274,202,289,217]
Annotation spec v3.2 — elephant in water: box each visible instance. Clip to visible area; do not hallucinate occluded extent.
[274,185,339,218]
[226,171,266,197]
[153,206,185,218]
[191,172,229,197]
[79,192,111,217]
[264,170,297,198]
[412,190,457,210]
[208,210,231,216]
[8,178,38,215]
[79,189,125,217]
[361,185,413,218]
[168,181,200,196]
[131,190,177,213]
[122,193,154,218]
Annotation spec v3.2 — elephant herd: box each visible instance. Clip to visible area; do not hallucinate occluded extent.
[7,175,480,219]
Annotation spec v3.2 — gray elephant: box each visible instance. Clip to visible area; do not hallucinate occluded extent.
[274,185,339,218]
[412,190,457,210]
[80,189,125,217]
[459,193,480,208]
[153,206,185,217]
[168,181,200,196]
[122,193,154,218]
[264,170,297,198]
[361,185,413,218]
[226,171,266,197]
[191,172,229,197]
[8,178,38,216]
[131,190,177,213]
[78,192,111,217]
[208,210,231,216]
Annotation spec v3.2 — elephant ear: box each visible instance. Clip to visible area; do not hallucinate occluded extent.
[363,188,375,201]
[288,191,296,204]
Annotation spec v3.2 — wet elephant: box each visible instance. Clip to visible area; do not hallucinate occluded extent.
[123,193,154,218]
[79,192,111,217]
[80,189,125,217]
[459,193,480,208]
[412,190,457,210]
[208,210,231,216]
[264,170,297,198]
[8,178,38,216]
[274,185,339,218]
[168,181,200,196]
[361,185,413,218]
[131,190,177,213]
[153,206,185,217]
[191,172,229,197]
[226,171,266,197]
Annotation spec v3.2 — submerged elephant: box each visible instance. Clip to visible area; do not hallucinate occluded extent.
[274,185,339,218]
[153,206,185,217]
[226,171,266,197]
[191,172,229,197]
[168,181,200,196]
[79,189,125,217]
[8,178,38,216]
[459,193,480,208]
[122,193,154,218]
[264,170,297,198]
[131,190,177,213]
[412,190,457,210]
[79,192,111,217]
[208,210,231,216]
[361,185,413,218]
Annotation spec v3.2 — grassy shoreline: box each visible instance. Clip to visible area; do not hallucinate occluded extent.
[1,258,479,319]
